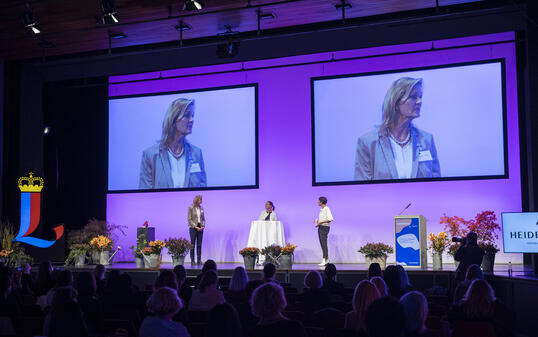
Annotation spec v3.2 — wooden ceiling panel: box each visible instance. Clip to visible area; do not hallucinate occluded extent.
[0,0,484,60]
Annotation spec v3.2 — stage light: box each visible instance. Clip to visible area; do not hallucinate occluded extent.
[101,0,119,24]
[108,31,127,39]
[43,126,51,135]
[216,41,239,58]
[184,0,203,11]
[259,13,275,20]
[22,4,40,35]
[175,23,191,31]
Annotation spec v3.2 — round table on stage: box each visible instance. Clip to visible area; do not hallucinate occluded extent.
[247,221,286,251]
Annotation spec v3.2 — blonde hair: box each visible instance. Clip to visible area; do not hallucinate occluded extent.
[193,195,202,205]
[159,98,194,149]
[381,77,422,130]
[146,287,182,316]
[251,282,287,318]
[351,280,381,330]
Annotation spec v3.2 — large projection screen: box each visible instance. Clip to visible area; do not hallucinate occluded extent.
[312,60,507,185]
[108,85,258,192]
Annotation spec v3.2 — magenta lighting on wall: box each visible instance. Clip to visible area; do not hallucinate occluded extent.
[14,172,64,248]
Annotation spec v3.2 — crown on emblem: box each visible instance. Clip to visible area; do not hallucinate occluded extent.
[18,172,44,192]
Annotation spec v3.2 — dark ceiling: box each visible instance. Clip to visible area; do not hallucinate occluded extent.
[0,0,485,60]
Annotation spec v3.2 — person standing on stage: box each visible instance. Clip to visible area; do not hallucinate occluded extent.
[188,195,206,265]
[315,196,333,266]
[259,201,278,221]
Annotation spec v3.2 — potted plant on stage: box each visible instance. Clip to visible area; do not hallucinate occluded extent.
[278,244,297,270]
[165,238,193,266]
[70,219,126,264]
[468,211,501,272]
[358,242,393,269]
[428,232,449,270]
[0,222,33,268]
[89,235,113,265]
[440,214,469,268]
[131,233,148,268]
[65,243,90,267]
[143,240,166,269]
[261,244,282,266]
[239,247,260,269]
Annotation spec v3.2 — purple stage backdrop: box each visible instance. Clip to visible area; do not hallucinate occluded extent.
[108,32,523,264]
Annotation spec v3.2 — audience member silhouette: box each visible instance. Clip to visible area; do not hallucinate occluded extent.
[139,287,190,337]
[206,303,243,337]
[365,296,406,337]
[75,272,103,334]
[189,270,225,311]
[367,263,382,279]
[322,263,344,294]
[43,286,90,337]
[448,279,515,337]
[400,291,437,337]
[453,264,484,304]
[344,280,380,334]
[262,263,278,283]
[226,266,249,305]
[248,282,306,337]
[370,276,389,297]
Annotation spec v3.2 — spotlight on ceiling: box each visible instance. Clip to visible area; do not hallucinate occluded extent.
[22,3,40,35]
[101,0,119,24]
[43,126,52,135]
[184,0,203,11]
[175,23,191,31]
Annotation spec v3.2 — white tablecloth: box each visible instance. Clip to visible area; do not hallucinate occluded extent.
[247,221,286,249]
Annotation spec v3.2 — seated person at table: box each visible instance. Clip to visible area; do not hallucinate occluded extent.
[259,201,278,221]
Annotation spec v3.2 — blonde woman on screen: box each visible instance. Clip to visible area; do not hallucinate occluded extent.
[354,77,440,181]
[139,98,207,189]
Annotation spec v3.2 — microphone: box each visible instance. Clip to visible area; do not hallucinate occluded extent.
[398,203,412,215]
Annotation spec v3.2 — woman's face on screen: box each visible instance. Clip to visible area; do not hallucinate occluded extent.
[175,106,194,136]
[398,86,422,120]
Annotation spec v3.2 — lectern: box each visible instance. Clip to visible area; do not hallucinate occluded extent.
[394,215,427,269]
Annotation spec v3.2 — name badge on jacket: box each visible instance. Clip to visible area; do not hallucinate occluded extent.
[190,162,202,173]
[418,150,433,162]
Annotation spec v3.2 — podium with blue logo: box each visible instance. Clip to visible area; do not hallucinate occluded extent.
[394,215,427,269]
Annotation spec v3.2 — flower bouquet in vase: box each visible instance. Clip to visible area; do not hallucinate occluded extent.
[358,242,393,269]
[239,247,260,269]
[261,244,282,266]
[89,235,113,265]
[278,244,297,269]
[143,240,165,269]
[428,232,449,270]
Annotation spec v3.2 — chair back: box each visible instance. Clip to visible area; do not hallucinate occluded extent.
[452,321,496,337]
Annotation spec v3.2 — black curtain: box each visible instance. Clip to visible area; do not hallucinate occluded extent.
[42,78,108,235]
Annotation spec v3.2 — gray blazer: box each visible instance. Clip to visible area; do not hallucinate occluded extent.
[354,126,440,181]
[139,142,207,189]
[188,205,206,229]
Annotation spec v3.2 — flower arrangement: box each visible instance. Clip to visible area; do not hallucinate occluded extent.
[130,233,147,258]
[239,247,261,257]
[67,219,126,247]
[440,211,500,254]
[89,235,113,251]
[165,238,193,257]
[281,243,297,255]
[144,240,166,255]
[141,247,153,256]
[0,222,33,267]
[358,242,394,258]
[261,244,282,264]
[428,232,450,254]
[65,243,90,265]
